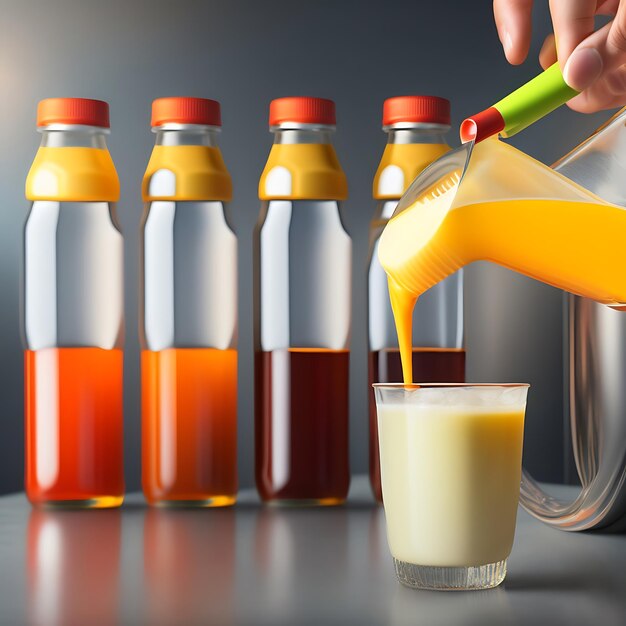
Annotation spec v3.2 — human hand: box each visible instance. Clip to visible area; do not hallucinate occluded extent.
[493,0,626,112]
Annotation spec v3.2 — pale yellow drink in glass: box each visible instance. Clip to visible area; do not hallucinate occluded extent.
[374,384,528,590]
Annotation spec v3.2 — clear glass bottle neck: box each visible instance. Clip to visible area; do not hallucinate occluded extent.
[153,124,220,147]
[271,124,335,145]
[39,125,109,148]
[384,124,450,145]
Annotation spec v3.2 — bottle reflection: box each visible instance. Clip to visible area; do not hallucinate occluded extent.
[27,509,121,626]
[254,507,348,617]
[143,508,235,624]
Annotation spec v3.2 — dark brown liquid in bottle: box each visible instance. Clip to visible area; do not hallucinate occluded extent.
[369,348,466,502]
[255,348,350,503]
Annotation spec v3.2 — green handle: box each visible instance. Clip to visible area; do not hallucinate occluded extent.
[494,63,579,137]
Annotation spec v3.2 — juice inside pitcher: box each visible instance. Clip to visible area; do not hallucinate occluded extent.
[378,137,626,382]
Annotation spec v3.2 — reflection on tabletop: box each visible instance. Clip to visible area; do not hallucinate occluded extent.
[143,507,236,624]
[27,509,121,626]
[253,506,349,610]
[20,481,626,625]
[26,505,237,626]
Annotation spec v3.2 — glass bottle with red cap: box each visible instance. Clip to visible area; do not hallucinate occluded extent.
[140,97,237,507]
[254,96,351,504]
[24,98,124,507]
[368,96,465,502]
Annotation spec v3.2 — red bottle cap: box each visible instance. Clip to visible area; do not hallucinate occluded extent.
[383,96,451,126]
[269,97,336,126]
[37,98,110,128]
[151,97,222,127]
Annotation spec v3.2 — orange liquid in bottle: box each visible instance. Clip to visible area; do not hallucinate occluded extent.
[25,348,124,507]
[142,348,238,506]
[255,348,350,504]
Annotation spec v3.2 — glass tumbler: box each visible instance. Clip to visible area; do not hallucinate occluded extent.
[374,383,528,590]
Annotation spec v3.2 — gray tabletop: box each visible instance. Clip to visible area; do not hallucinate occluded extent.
[1,477,625,626]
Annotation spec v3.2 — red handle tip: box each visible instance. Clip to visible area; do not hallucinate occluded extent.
[460,107,505,143]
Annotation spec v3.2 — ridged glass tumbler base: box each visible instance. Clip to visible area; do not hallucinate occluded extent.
[393,558,507,591]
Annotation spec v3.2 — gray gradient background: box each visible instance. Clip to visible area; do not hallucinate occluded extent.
[0,0,611,494]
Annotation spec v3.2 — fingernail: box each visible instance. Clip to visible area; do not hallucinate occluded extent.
[502,29,513,55]
[563,48,603,91]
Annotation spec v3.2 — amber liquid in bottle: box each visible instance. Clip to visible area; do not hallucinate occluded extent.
[368,347,466,502]
[142,348,238,506]
[25,347,124,507]
[255,348,350,504]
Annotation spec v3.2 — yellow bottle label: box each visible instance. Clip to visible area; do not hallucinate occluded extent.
[259,143,347,200]
[25,147,120,202]
[142,145,232,202]
[373,143,450,199]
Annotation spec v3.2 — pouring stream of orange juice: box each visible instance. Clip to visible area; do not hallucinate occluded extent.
[379,138,626,384]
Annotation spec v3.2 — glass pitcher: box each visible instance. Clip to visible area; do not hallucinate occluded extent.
[378,107,626,531]
[520,107,626,531]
